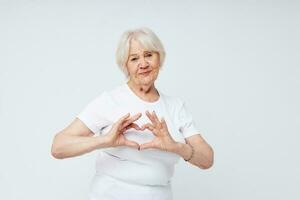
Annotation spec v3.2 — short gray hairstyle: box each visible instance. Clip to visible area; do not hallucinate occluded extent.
[115,27,166,77]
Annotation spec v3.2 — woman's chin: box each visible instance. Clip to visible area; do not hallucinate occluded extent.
[139,77,156,85]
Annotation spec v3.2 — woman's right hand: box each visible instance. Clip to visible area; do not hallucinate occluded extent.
[104,113,142,149]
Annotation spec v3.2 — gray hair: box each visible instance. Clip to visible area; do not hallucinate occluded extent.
[115,27,166,77]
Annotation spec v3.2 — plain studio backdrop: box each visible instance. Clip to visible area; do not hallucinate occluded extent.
[0,0,299,199]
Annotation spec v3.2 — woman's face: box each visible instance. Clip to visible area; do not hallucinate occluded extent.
[126,39,160,86]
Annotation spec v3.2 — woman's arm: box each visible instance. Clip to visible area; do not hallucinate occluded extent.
[170,134,214,169]
[138,111,214,169]
[51,118,110,159]
[51,113,142,159]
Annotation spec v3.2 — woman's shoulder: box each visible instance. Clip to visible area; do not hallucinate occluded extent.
[93,83,131,106]
[84,85,121,105]
[92,84,125,98]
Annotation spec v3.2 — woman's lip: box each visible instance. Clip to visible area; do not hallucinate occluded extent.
[139,71,151,75]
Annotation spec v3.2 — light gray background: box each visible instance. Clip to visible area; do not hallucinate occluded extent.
[0,0,299,199]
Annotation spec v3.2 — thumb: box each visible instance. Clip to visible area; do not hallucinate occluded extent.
[139,142,155,150]
[124,139,140,149]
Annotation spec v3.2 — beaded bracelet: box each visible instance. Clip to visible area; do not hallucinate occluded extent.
[184,143,194,162]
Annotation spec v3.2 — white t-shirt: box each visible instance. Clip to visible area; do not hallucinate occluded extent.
[77,83,200,186]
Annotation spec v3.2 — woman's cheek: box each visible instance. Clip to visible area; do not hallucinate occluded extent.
[152,69,159,77]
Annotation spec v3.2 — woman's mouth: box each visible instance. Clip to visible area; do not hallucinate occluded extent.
[139,71,151,76]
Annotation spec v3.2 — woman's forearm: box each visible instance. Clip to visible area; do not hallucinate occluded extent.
[51,134,110,159]
[171,142,214,169]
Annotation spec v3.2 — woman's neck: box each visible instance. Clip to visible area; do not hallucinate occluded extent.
[127,80,159,102]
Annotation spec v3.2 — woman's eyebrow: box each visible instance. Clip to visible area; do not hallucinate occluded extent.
[129,51,152,57]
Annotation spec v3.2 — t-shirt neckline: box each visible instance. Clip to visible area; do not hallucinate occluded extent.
[124,83,161,105]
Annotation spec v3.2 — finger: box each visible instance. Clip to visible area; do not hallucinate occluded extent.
[124,139,140,149]
[127,123,142,131]
[117,113,130,124]
[122,113,142,129]
[152,110,161,125]
[141,123,155,131]
[139,141,155,150]
[129,113,142,123]
[161,117,168,129]
[145,110,157,126]
[124,123,142,131]
[114,113,130,131]
[143,124,159,136]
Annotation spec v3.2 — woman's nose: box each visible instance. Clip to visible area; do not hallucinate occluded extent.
[138,57,149,68]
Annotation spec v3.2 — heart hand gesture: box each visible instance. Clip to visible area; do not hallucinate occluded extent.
[139,110,177,151]
[105,113,142,149]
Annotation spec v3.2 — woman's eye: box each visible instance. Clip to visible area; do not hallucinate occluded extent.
[131,58,137,61]
[145,54,152,57]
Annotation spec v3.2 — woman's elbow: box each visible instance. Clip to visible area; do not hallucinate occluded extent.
[51,147,65,159]
[199,146,214,169]
[199,160,213,170]
[51,134,66,159]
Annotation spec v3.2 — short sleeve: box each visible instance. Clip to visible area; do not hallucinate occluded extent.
[76,92,111,135]
[176,99,200,138]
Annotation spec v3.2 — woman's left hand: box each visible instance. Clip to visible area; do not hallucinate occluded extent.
[140,110,177,151]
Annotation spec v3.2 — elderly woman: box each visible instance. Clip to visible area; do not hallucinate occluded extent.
[51,27,214,200]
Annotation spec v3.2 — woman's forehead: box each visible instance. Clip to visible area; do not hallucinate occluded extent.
[129,50,153,56]
[129,39,154,56]
[129,40,153,55]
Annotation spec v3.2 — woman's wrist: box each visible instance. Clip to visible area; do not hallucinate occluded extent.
[96,135,113,149]
[184,143,194,161]
[171,142,194,161]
